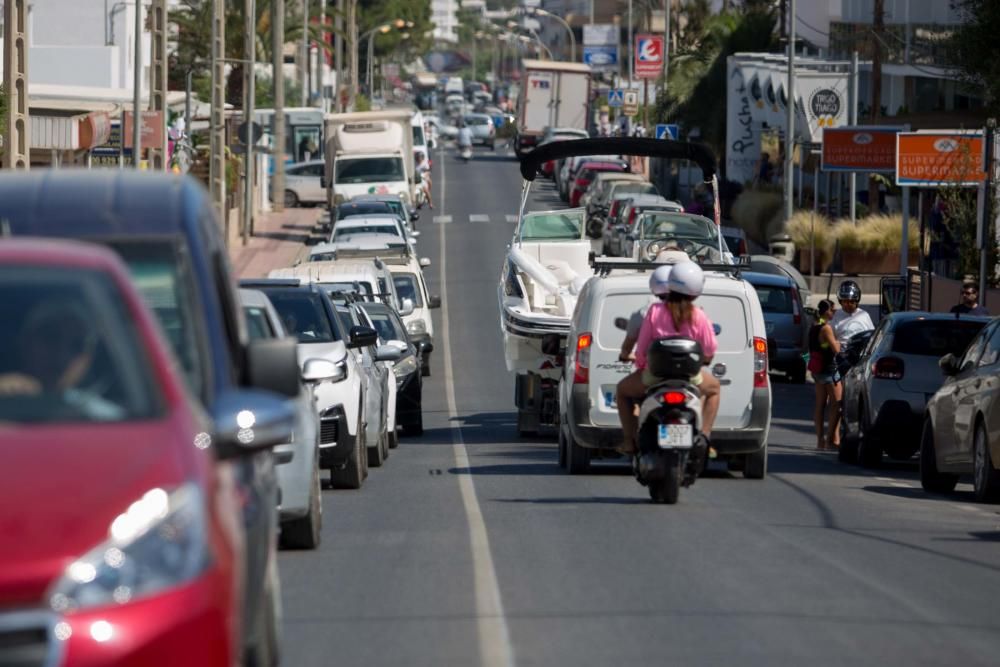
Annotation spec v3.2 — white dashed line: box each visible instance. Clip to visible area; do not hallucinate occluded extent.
[433,215,453,224]
[469,214,491,223]
[889,482,911,488]
[505,214,519,223]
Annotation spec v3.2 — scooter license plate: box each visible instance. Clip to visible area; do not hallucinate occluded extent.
[657,424,693,449]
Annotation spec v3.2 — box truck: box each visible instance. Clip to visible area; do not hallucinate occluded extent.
[515,59,592,156]
[324,110,415,209]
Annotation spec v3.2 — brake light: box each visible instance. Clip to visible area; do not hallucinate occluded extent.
[753,337,768,388]
[873,356,904,380]
[791,287,802,325]
[610,201,621,218]
[661,390,686,406]
[573,332,593,384]
[738,239,748,256]
[628,208,638,226]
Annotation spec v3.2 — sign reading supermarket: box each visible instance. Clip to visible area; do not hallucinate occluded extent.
[822,126,902,173]
[896,131,985,187]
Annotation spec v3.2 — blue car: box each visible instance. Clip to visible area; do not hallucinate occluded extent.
[743,271,810,383]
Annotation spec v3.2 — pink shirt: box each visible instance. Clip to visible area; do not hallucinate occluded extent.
[634,302,718,370]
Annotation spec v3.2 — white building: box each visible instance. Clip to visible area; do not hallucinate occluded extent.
[432,0,459,43]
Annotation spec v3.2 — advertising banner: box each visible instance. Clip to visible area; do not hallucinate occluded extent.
[583,24,617,46]
[821,126,902,172]
[796,71,850,143]
[896,131,985,187]
[634,34,664,79]
[725,56,761,185]
[584,45,618,71]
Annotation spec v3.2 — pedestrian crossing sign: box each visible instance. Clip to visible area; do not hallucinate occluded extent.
[607,89,624,108]
[655,124,679,140]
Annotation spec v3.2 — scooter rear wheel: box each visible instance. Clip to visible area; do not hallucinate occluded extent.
[648,461,681,504]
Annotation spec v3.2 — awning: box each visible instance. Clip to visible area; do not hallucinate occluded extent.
[29,108,115,151]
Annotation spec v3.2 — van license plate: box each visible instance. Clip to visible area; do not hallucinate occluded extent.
[658,424,693,449]
[603,388,617,409]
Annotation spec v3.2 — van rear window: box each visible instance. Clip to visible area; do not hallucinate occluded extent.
[891,320,985,357]
[753,285,793,314]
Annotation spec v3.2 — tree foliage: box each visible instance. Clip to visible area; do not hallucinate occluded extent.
[948,0,1000,114]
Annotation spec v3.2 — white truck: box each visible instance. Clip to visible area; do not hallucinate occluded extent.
[515,59,592,156]
[324,110,415,209]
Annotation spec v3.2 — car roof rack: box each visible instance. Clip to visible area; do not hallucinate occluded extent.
[590,256,748,278]
[239,278,304,288]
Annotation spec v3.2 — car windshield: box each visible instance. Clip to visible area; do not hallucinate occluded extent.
[335,157,405,184]
[753,285,793,314]
[334,225,399,239]
[392,273,423,307]
[243,306,274,340]
[639,213,718,243]
[260,290,339,343]
[108,240,207,401]
[361,307,404,342]
[892,320,986,357]
[383,200,406,217]
[519,211,585,241]
[309,252,337,262]
[613,184,657,200]
[0,266,161,424]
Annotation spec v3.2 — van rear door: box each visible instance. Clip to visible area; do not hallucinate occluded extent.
[589,289,651,427]
[698,289,755,429]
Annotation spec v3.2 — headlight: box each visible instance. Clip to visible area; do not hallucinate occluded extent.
[406,319,427,336]
[392,354,420,387]
[645,243,660,260]
[48,483,209,612]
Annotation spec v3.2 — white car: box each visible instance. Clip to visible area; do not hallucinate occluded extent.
[412,111,430,166]
[558,258,771,477]
[270,258,414,321]
[281,159,325,207]
[384,250,440,376]
[330,214,420,247]
[307,234,408,263]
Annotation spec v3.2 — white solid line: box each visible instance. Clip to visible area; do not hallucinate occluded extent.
[433,215,453,224]
[437,158,515,667]
[469,214,491,223]
[889,482,910,488]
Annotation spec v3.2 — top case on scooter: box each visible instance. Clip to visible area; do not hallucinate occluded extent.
[646,337,704,380]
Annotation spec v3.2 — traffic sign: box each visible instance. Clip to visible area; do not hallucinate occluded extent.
[607,89,624,108]
[623,91,639,117]
[238,121,264,145]
[584,46,618,71]
[896,131,985,187]
[634,33,664,79]
[655,124,679,140]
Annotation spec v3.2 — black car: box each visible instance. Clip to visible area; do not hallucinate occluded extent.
[0,171,301,665]
[358,301,424,436]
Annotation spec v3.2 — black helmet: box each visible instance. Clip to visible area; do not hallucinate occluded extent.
[838,280,861,302]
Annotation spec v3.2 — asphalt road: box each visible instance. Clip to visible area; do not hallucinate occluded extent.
[277,143,1000,666]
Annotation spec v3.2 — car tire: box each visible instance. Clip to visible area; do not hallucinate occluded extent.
[367,425,386,468]
[566,431,590,474]
[743,443,767,479]
[517,406,539,437]
[280,462,322,550]
[973,421,1000,503]
[857,401,882,468]
[557,425,568,469]
[838,411,859,463]
[388,428,399,449]
[920,418,959,494]
[331,417,365,490]
[284,190,299,208]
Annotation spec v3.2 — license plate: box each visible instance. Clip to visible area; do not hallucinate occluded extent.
[603,388,617,409]
[658,424,693,449]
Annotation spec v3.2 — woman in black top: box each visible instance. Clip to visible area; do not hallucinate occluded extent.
[809,299,842,450]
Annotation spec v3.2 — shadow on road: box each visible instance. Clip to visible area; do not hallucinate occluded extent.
[863,484,977,503]
[449,462,563,476]
[494,496,649,505]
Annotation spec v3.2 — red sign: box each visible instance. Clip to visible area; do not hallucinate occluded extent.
[896,131,985,187]
[634,34,664,79]
[123,111,165,150]
[821,126,901,173]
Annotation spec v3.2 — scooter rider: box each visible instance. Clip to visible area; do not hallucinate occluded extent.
[457,121,473,155]
[616,261,721,455]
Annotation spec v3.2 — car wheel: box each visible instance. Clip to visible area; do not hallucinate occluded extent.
[280,462,322,550]
[404,411,424,437]
[838,415,859,464]
[331,416,365,489]
[367,424,386,468]
[517,407,539,437]
[284,190,299,208]
[566,430,590,474]
[857,401,882,468]
[557,425,568,469]
[973,421,1000,503]
[388,428,399,449]
[743,442,767,479]
[920,418,959,494]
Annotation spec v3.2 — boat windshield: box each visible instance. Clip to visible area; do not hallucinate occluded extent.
[519,211,584,241]
[639,212,718,243]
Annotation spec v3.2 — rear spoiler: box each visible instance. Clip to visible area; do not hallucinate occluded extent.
[590,256,748,278]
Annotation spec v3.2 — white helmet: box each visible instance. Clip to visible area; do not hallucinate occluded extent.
[667,261,704,297]
[649,265,672,296]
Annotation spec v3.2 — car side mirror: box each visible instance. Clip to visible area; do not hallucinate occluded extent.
[411,230,422,238]
[301,357,345,384]
[419,257,432,268]
[399,297,415,317]
[211,389,295,460]
[348,325,379,349]
[245,338,301,398]
[427,295,441,309]
[939,353,960,377]
[804,306,818,320]
[375,345,404,363]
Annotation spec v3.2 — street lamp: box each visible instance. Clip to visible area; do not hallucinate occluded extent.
[529,8,575,62]
[364,23,392,95]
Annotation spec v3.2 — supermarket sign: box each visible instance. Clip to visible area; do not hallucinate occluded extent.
[821,126,902,173]
[896,131,985,187]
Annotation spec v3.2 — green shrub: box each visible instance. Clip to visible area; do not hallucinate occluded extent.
[730,190,783,246]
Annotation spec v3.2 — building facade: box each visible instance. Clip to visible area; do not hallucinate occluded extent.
[432,0,459,43]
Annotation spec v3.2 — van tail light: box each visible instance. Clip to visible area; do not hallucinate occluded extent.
[573,332,593,384]
[873,356,905,380]
[753,337,768,388]
[791,288,802,325]
[660,390,686,406]
[628,208,638,226]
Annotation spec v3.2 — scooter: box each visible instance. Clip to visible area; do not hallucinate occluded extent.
[624,328,709,504]
[458,144,472,162]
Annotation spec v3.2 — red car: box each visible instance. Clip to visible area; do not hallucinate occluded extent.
[0,240,256,666]
[569,161,628,207]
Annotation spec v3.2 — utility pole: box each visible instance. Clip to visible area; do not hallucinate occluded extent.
[243,0,257,244]
[3,0,30,170]
[869,0,885,210]
[334,0,343,111]
[301,0,309,106]
[272,0,286,212]
[210,0,226,225]
[132,0,143,169]
[149,0,168,171]
[784,0,796,223]
[348,0,358,110]
[849,50,859,223]
[664,0,670,83]
[979,119,996,305]
[627,0,633,86]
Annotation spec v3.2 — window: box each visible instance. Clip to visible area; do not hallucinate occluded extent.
[412,125,426,145]
[333,225,399,239]
[361,307,403,342]
[335,157,405,184]
[753,285,793,314]
[244,306,275,340]
[0,267,162,424]
[393,273,424,307]
[977,324,1000,368]
[891,319,986,358]
[961,324,992,369]
[260,291,339,343]
[519,211,584,241]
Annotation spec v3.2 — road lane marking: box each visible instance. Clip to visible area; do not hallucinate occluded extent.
[876,477,894,482]
[505,214,518,224]
[433,215,453,224]
[469,214,491,223]
[889,482,910,488]
[437,157,516,667]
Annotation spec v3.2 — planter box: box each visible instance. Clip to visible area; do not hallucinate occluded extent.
[841,250,901,274]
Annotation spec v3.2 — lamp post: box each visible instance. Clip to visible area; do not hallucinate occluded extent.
[364,24,391,95]
[531,8,575,62]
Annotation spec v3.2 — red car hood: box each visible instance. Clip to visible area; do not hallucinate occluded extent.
[0,418,195,607]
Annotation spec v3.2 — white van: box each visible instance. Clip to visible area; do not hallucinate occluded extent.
[269,259,412,317]
[558,262,771,476]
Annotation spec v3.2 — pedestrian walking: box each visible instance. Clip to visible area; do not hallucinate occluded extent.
[950,282,989,316]
[808,299,842,451]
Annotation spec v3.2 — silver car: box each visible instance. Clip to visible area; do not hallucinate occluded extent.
[281,159,326,208]
[240,289,323,549]
[841,312,990,467]
[463,113,496,149]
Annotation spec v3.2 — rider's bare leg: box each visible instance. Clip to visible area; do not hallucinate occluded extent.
[616,370,647,453]
[699,369,721,436]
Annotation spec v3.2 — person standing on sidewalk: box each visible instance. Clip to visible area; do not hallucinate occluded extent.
[950,282,989,316]
[808,299,842,450]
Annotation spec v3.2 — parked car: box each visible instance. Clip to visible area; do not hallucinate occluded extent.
[721,225,749,257]
[569,161,629,207]
[271,257,411,315]
[921,317,1000,502]
[625,211,726,263]
[358,300,426,436]
[282,159,326,207]
[538,129,589,178]
[241,288,323,549]
[243,279,374,489]
[351,192,420,226]
[742,271,809,383]
[463,113,496,149]
[0,171,303,665]
[383,250,440,375]
[600,182,661,245]
[559,155,622,201]
[747,255,812,306]
[612,195,685,257]
[586,172,649,222]
[308,234,409,263]
[841,312,990,467]
[559,260,771,476]
[330,213,420,247]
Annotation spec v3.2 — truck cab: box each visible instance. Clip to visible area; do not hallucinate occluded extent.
[324,110,415,208]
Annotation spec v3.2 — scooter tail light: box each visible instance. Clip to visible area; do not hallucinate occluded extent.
[753,337,768,388]
[873,356,905,380]
[573,332,592,384]
[660,390,686,405]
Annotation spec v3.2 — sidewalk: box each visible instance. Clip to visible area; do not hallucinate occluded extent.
[228,207,325,279]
